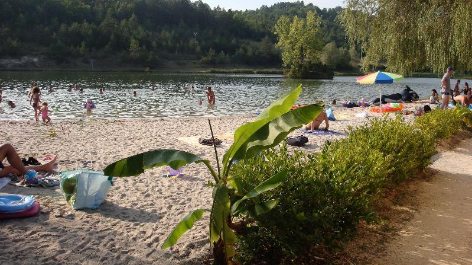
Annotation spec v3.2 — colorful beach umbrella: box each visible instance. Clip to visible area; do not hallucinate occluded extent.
[357,71,404,109]
[356,71,404,84]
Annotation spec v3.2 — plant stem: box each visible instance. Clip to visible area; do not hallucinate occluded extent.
[208,119,221,180]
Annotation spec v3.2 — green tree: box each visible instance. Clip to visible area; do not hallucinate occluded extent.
[320,42,338,68]
[274,11,325,78]
[129,38,141,60]
[341,0,472,74]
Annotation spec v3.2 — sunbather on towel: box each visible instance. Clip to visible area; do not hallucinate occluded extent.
[304,111,329,131]
[0,144,57,178]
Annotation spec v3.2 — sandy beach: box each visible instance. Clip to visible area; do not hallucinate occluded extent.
[0,103,441,264]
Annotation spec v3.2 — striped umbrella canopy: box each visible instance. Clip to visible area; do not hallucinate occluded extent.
[356,71,403,84]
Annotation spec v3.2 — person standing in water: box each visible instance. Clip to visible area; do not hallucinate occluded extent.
[206,86,215,105]
[30,87,41,121]
[441,66,453,110]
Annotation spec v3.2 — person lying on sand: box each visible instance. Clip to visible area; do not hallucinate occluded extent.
[304,111,329,131]
[0,144,57,178]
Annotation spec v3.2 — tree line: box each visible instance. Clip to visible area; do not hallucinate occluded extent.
[341,0,472,75]
[0,0,354,71]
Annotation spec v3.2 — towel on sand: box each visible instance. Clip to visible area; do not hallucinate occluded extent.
[299,129,345,136]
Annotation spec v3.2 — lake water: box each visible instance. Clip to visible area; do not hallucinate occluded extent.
[0,71,447,120]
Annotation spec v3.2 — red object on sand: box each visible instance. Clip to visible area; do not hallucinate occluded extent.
[0,202,40,220]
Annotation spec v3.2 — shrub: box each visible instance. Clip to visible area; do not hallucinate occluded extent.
[347,116,436,183]
[232,141,387,263]
[414,108,463,141]
[233,115,443,263]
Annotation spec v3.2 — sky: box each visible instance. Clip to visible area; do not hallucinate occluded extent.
[194,0,345,11]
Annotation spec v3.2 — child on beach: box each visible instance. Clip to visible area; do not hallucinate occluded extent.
[40,102,52,124]
[30,86,41,121]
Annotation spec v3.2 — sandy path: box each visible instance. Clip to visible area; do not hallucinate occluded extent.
[372,138,472,265]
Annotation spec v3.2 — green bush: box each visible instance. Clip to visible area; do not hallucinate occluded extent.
[414,109,463,141]
[347,116,436,183]
[232,142,387,263]
[232,115,445,263]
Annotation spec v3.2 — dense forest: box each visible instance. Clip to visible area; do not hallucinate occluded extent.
[0,0,353,70]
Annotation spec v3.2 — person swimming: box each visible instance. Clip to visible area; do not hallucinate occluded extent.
[7,100,16,108]
[83,99,96,112]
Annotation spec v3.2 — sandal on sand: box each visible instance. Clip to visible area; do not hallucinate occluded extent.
[27,157,41,166]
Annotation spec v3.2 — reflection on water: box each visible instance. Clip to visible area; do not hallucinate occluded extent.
[0,71,445,120]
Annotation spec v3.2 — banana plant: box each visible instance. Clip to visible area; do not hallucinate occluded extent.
[103,85,323,264]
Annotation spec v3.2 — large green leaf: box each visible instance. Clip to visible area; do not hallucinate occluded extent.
[238,199,280,218]
[222,85,303,175]
[161,209,207,249]
[210,186,237,257]
[227,176,246,196]
[223,103,323,176]
[231,169,287,215]
[103,149,214,178]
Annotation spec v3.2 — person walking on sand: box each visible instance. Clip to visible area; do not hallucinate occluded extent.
[40,102,52,124]
[30,86,41,121]
[441,66,453,110]
[206,86,215,105]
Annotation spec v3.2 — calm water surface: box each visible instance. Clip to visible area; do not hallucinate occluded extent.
[0,71,448,120]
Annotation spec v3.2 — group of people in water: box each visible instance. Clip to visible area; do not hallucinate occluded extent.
[1,82,217,124]
[27,82,98,124]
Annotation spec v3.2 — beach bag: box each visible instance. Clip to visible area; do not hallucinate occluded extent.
[326,108,336,121]
[60,169,113,210]
[286,135,308,147]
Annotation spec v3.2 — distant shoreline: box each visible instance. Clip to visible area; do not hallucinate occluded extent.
[0,68,456,78]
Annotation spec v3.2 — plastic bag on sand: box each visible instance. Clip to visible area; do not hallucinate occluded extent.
[60,169,113,210]
[326,108,336,121]
[355,112,369,118]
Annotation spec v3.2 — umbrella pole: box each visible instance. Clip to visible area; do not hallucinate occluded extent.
[379,86,382,112]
